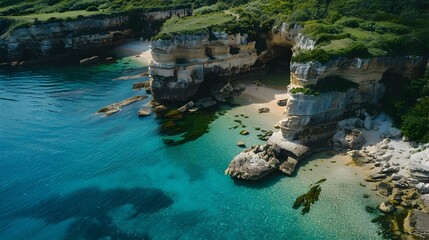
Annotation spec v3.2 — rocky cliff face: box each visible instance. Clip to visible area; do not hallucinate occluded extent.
[269,23,315,51]
[281,56,426,142]
[149,33,257,102]
[221,23,428,180]
[290,56,425,87]
[0,9,191,62]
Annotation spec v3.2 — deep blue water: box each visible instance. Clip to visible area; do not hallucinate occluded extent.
[0,58,384,239]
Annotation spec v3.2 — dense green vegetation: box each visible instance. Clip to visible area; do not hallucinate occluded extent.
[290,87,320,96]
[2,0,429,59]
[155,12,234,39]
[154,0,429,58]
[385,74,429,143]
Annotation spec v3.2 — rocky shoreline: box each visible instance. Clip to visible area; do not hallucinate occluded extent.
[225,109,429,238]
[344,114,429,238]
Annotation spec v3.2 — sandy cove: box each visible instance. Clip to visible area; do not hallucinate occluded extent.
[113,40,429,237]
[114,41,153,66]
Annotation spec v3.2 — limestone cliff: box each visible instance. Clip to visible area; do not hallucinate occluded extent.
[281,56,426,142]
[222,23,427,180]
[0,9,191,62]
[149,33,257,102]
[290,56,425,87]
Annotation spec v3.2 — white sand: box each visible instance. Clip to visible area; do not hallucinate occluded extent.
[231,81,287,129]
[115,41,153,66]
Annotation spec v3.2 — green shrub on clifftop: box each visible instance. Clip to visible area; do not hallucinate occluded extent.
[290,87,320,96]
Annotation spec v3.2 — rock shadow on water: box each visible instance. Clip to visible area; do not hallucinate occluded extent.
[5,187,173,240]
[289,151,334,177]
[233,171,284,189]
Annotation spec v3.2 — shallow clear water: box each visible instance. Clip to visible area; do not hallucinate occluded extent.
[0,58,383,239]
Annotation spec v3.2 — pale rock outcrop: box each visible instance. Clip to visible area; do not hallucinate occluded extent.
[279,157,299,175]
[270,23,315,52]
[150,33,257,101]
[290,56,425,87]
[279,88,372,141]
[411,164,429,182]
[225,144,281,180]
[409,210,429,239]
[267,131,311,159]
[333,129,366,151]
[281,55,426,142]
[416,182,429,194]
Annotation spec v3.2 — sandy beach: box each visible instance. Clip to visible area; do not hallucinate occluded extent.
[114,41,153,66]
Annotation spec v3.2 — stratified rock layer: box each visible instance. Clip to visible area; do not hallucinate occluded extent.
[149,33,257,102]
[0,9,191,62]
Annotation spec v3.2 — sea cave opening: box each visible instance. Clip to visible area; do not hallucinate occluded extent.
[260,45,293,75]
[379,68,411,123]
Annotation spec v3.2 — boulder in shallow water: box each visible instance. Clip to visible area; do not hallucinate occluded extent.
[279,157,298,175]
[225,144,281,180]
[138,109,151,117]
[177,101,194,113]
[133,82,150,90]
[379,201,395,213]
[240,130,249,135]
[258,108,270,113]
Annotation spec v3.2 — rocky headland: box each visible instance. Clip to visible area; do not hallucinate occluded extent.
[149,33,257,102]
[0,8,191,64]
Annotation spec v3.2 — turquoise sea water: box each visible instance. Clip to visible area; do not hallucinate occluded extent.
[0,58,384,239]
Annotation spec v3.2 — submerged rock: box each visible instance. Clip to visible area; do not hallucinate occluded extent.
[133,82,150,90]
[96,96,147,116]
[258,107,270,113]
[138,109,151,117]
[177,101,194,113]
[225,144,281,180]
[240,130,249,135]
